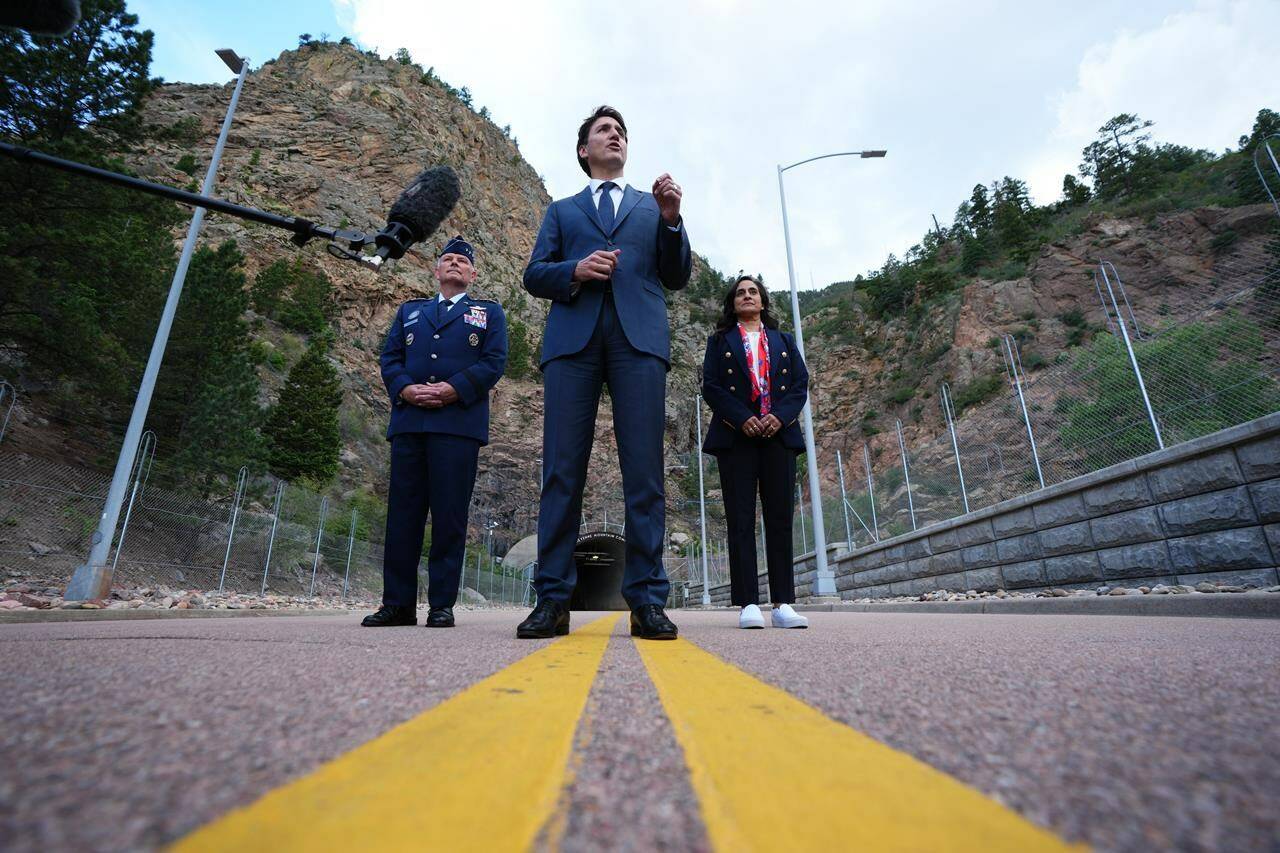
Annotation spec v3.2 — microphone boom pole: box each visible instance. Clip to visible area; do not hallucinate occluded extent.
[0,140,344,246]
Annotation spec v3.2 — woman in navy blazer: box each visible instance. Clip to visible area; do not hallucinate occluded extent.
[701,275,811,629]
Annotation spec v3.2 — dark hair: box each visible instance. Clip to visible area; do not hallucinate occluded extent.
[576,105,627,176]
[715,275,780,333]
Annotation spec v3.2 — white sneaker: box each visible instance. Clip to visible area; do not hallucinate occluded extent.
[771,603,809,629]
[738,604,765,629]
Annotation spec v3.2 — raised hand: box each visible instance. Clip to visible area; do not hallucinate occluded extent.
[652,173,682,225]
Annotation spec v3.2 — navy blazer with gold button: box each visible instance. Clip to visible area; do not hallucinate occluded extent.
[700,326,809,454]
[379,293,508,445]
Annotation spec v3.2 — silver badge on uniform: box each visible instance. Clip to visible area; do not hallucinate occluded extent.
[468,332,479,347]
[406,332,415,346]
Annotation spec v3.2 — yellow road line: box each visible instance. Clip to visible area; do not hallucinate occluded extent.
[636,637,1083,852]
[173,614,621,853]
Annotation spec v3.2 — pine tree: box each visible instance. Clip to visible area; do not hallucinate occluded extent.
[149,241,263,478]
[250,258,293,316]
[265,336,344,483]
[505,318,534,380]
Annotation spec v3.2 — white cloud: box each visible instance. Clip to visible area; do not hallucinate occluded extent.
[1023,0,1280,202]
[332,0,1277,289]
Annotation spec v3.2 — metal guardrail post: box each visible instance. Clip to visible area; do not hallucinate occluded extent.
[836,449,853,549]
[1099,261,1164,449]
[308,496,328,597]
[694,395,711,605]
[797,482,808,553]
[1092,270,1118,335]
[895,420,917,530]
[342,510,357,598]
[862,444,879,541]
[940,382,969,513]
[109,430,156,579]
[0,380,15,444]
[261,481,285,595]
[1253,133,1280,219]
[219,466,248,592]
[1003,335,1046,488]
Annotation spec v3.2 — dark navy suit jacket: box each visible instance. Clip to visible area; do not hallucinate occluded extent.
[701,327,809,454]
[522,184,691,366]
[380,294,507,445]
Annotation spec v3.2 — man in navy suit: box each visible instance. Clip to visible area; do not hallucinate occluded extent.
[363,236,508,628]
[518,105,691,640]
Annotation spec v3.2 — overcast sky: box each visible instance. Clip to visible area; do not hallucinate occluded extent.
[133,0,1279,289]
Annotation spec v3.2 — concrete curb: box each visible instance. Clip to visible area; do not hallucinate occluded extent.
[793,592,1280,618]
[0,607,356,625]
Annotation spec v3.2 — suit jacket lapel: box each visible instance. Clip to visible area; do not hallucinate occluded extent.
[571,186,608,238]
[436,294,472,332]
[610,185,642,235]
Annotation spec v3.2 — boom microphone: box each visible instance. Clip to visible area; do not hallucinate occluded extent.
[358,166,461,271]
[0,0,81,35]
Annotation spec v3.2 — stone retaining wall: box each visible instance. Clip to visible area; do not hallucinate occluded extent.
[686,412,1280,604]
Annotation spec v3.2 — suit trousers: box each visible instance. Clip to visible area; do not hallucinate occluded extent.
[382,432,480,610]
[715,434,798,606]
[535,293,669,608]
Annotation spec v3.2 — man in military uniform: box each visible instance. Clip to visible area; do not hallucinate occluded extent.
[362,236,508,628]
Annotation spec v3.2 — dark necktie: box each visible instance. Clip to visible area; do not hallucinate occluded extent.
[437,298,448,322]
[597,181,617,233]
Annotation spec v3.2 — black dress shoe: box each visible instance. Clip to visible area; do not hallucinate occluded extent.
[630,604,678,640]
[361,605,416,627]
[516,599,569,639]
[425,607,454,628]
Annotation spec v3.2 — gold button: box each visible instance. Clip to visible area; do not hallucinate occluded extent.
[730,386,736,392]
[727,368,733,374]
[781,385,787,391]
[782,368,788,374]
[724,352,731,358]
[782,351,789,358]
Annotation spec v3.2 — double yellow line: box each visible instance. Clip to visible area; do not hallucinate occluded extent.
[175,615,1079,851]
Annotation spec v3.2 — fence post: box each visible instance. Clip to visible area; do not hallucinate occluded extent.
[895,420,917,531]
[219,466,248,593]
[695,395,711,605]
[261,481,285,595]
[1252,133,1280,219]
[109,430,156,579]
[1003,335,1046,489]
[0,380,15,444]
[940,382,970,513]
[342,509,357,598]
[797,482,808,553]
[836,449,853,550]
[862,444,879,541]
[308,496,328,597]
[1098,261,1164,450]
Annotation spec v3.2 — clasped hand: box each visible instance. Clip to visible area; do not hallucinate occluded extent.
[401,382,458,409]
[743,414,782,438]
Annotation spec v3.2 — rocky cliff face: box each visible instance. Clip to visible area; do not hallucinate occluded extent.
[117,41,1272,543]
[127,42,712,535]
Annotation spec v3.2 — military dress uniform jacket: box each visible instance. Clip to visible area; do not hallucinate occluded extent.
[379,294,508,445]
[701,327,809,454]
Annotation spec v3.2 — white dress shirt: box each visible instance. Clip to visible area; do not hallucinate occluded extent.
[437,292,466,311]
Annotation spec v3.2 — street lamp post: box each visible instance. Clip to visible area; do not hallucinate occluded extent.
[776,149,886,597]
[65,49,250,601]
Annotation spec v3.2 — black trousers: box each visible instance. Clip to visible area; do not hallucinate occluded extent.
[715,434,798,606]
[382,432,480,610]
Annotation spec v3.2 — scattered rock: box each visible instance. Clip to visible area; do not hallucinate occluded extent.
[27,541,59,557]
[1096,586,1112,596]
[0,599,23,610]
[1050,588,1070,597]
[1217,585,1246,593]
[1150,584,1171,595]
[1196,582,1218,593]
[1109,587,1129,596]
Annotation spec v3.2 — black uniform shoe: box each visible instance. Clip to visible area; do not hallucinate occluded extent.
[361,605,416,627]
[516,599,570,638]
[630,604,678,640]
[425,607,454,628]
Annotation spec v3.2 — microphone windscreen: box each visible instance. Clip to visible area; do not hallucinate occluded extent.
[0,0,81,35]
[388,166,461,242]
